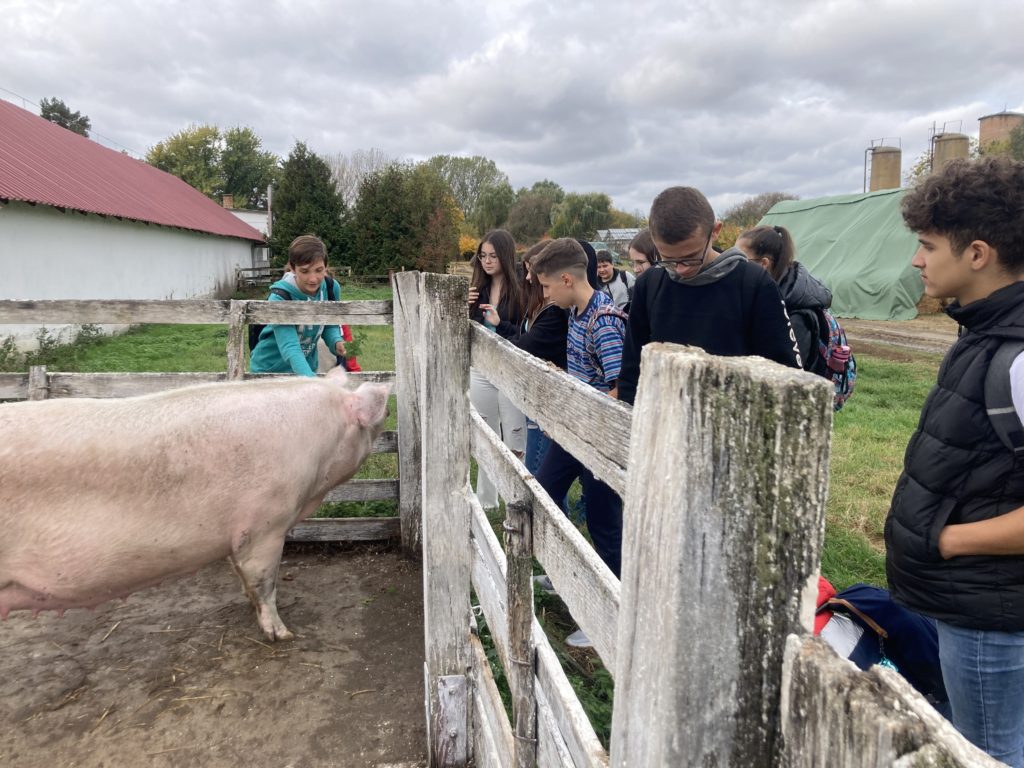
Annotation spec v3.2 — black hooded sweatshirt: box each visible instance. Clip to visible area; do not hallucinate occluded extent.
[777,262,833,370]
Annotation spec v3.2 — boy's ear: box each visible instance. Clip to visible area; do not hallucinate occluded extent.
[968,240,998,272]
[561,271,573,286]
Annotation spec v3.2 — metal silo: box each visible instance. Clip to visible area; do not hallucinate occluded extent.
[931,133,970,174]
[865,144,902,191]
[979,111,1024,151]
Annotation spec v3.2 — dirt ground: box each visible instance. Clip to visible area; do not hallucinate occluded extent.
[842,313,957,356]
[0,544,427,768]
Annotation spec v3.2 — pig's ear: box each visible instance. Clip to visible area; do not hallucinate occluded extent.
[326,366,348,383]
[348,383,391,428]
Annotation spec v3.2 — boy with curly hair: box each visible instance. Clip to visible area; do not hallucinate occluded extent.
[885,156,1024,766]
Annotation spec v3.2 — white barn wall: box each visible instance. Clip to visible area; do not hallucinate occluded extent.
[0,201,257,346]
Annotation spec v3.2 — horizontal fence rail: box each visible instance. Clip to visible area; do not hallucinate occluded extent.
[470,407,620,674]
[470,323,631,498]
[0,299,394,326]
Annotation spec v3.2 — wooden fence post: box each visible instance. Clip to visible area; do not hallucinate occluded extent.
[505,498,537,768]
[393,272,424,555]
[27,365,48,400]
[225,299,247,380]
[610,344,832,768]
[419,272,472,767]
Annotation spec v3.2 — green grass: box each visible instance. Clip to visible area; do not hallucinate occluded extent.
[823,349,942,588]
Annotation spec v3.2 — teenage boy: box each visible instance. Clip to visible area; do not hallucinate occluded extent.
[596,249,635,310]
[885,156,1024,766]
[617,186,801,405]
[531,239,626,646]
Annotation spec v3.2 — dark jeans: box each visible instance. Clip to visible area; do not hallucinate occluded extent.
[536,440,622,578]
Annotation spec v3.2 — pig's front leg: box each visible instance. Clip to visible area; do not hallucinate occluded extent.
[229,531,292,641]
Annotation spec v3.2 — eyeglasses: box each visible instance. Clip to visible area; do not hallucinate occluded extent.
[630,259,649,268]
[479,251,499,261]
[657,232,713,270]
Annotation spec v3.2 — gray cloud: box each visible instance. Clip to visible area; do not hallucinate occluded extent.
[3,0,1022,217]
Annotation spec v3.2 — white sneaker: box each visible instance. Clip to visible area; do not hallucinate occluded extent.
[565,629,592,648]
[533,575,557,595]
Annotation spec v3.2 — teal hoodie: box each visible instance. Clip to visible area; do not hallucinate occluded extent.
[249,274,343,376]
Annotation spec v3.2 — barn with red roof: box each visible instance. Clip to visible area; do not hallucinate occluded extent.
[0,99,266,345]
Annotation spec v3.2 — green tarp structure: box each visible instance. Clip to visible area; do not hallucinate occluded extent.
[759,188,923,320]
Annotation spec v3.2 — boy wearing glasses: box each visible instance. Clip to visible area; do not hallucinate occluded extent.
[617,186,801,405]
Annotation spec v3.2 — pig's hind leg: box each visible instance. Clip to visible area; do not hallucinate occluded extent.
[229,532,293,641]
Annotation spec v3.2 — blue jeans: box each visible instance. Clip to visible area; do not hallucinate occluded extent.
[535,440,621,577]
[937,620,1024,767]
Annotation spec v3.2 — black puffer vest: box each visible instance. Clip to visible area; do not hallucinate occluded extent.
[885,281,1024,631]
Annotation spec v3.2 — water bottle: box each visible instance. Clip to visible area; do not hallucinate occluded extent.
[828,345,851,373]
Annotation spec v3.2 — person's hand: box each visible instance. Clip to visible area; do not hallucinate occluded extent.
[480,304,500,326]
[334,340,347,356]
[468,287,479,307]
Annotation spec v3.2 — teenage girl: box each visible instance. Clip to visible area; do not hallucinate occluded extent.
[736,225,832,370]
[627,228,659,276]
[481,241,568,476]
[250,234,346,377]
[468,229,526,508]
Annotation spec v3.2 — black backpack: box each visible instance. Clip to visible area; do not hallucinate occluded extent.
[248,278,337,352]
[984,339,1024,455]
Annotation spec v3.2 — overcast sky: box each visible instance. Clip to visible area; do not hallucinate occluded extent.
[3,0,1022,217]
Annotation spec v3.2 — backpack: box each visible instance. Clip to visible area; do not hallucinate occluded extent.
[248,278,337,352]
[802,307,857,412]
[816,581,947,705]
[583,304,628,384]
[984,339,1024,455]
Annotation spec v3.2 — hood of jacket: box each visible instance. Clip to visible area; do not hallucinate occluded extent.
[778,262,832,312]
[661,246,746,286]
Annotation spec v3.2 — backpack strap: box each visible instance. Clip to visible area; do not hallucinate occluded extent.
[984,339,1024,455]
[324,277,337,301]
[269,286,291,301]
[825,597,888,639]
[584,304,628,381]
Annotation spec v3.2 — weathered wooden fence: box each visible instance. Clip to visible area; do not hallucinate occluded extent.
[394,272,1001,768]
[0,280,1003,767]
[0,296,415,546]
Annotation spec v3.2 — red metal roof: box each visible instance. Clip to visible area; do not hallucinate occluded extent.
[0,99,265,242]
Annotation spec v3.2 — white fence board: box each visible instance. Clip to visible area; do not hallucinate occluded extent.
[470,634,514,768]
[0,299,393,325]
[470,410,620,673]
[470,325,630,498]
[286,517,400,542]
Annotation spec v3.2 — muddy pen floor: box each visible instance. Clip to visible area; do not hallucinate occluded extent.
[1,544,427,768]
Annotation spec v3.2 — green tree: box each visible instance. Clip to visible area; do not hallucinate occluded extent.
[1006,123,1024,161]
[529,179,565,206]
[506,191,554,242]
[146,124,223,197]
[608,207,645,228]
[722,192,799,228]
[39,97,91,136]
[425,155,510,230]
[349,162,459,275]
[221,127,279,210]
[470,180,515,235]
[269,142,348,267]
[549,192,612,239]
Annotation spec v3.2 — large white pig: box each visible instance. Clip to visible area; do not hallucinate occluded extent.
[0,368,390,641]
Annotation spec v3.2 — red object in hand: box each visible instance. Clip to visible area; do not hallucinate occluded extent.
[340,325,361,371]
